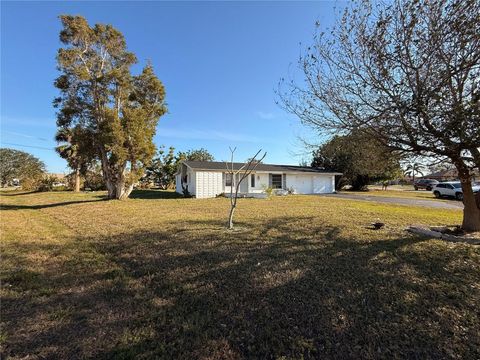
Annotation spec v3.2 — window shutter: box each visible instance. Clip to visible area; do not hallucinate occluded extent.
[282,173,286,189]
[269,174,272,187]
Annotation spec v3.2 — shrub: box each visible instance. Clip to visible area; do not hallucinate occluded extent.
[37,175,59,192]
[262,185,274,198]
[21,177,43,191]
[84,168,106,191]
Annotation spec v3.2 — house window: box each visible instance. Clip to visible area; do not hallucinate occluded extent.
[225,173,232,186]
[251,174,255,187]
[183,175,188,183]
[271,174,282,189]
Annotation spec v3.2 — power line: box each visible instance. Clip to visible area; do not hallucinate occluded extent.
[1,142,56,151]
[1,130,49,142]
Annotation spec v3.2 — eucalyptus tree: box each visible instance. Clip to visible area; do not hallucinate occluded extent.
[279,0,480,231]
[54,15,167,199]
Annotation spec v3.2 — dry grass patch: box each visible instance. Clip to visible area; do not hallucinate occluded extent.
[1,190,478,359]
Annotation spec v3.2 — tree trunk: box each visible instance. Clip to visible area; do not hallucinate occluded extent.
[74,167,81,192]
[226,180,240,229]
[103,172,117,199]
[116,182,134,200]
[104,182,134,199]
[460,180,480,232]
[455,162,480,232]
[99,146,116,198]
[98,147,134,200]
[227,205,236,230]
[104,178,134,200]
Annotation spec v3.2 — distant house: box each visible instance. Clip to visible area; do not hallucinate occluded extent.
[47,173,67,187]
[424,169,479,182]
[175,161,341,199]
[48,173,66,179]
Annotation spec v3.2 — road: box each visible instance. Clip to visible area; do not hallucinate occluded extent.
[322,193,463,210]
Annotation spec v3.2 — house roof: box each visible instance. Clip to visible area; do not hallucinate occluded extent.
[182,161,342,175]
[423,168,479,179]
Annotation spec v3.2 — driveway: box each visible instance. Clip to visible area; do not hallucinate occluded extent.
[322,193,463,210]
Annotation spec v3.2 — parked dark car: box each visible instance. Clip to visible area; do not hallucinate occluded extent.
[413,178,439,191]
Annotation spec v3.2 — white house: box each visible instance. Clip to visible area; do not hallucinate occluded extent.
[175,161,341,199]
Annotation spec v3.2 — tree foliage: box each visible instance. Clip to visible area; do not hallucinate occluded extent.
[54,15,167,199]
[279,0,480,230]
[312,131,402,190]
[83,162,106,191]
[176,148,215,162]
[403,161,426,182]
[144,146,177,189]
[55,125,95,192]
[144,147,215,189]
[0,148,46,189]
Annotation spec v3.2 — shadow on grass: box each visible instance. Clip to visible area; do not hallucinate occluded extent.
[129,189,184,200]
[0,198,107,210]
[0,190,40,197]
[2,216,479,359]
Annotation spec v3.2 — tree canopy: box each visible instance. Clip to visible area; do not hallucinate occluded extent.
[54,15,167,199]
[0,148,46,189]
[144,146,177,189]
[177,148,215,162]
[279,0,480,231]
[312,131,402,190]
[144,147,215,189]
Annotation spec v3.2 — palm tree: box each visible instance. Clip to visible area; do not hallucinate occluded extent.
[55,126,93,192]
[404,162,425,184]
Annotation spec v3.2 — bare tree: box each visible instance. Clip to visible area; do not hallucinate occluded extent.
[279,0,480,231]
[225,147,266,230]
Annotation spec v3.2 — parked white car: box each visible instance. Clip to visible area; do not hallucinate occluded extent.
[432,181,480,201]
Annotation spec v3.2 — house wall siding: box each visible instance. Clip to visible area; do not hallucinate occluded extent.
[249,173,270,193]
[195,171,223,198]
[175,168,336,198]
[187,168,196,196]
[175,173,183,194]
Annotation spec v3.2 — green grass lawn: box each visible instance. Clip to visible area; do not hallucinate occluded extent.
[1,190,479,359]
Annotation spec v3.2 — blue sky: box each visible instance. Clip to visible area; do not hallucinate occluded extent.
[1,1,339,173]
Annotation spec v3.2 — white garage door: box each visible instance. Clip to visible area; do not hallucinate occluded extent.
[313,175,333,193]
[294,175,313,194]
